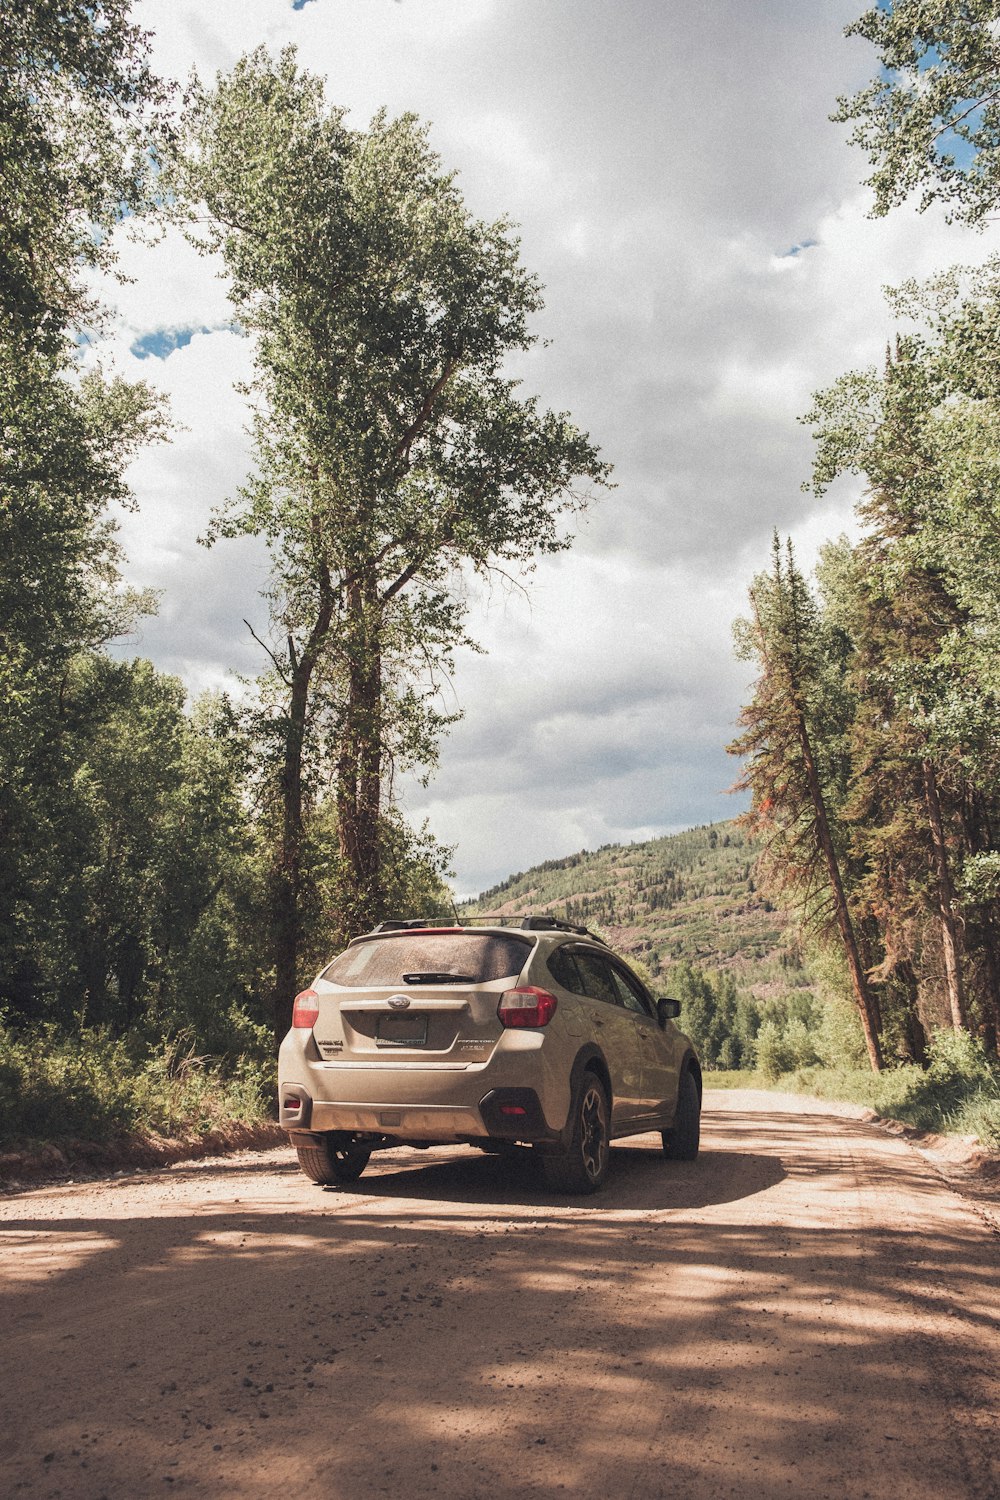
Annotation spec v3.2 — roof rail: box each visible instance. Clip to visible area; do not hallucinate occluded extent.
[516,914,606,942]
[461,906,611,942]
[366,914,608,945]
[369,917,457,933]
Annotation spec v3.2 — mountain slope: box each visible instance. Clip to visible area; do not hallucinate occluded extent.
[463,819,813,1001]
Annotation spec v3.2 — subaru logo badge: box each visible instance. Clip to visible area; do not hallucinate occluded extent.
[388,995,410,1009]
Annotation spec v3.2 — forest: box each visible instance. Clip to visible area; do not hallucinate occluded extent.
[0,5,609,1146]
[4,3,1000,1153]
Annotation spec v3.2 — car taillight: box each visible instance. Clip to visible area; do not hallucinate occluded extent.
[497,987,558,1028]
[292,988,320,1028]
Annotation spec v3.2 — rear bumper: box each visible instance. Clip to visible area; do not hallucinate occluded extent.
[278,1081,557,1144]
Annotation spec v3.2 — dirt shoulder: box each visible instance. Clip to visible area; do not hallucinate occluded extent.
[1,1089,997,1499]
[0,1120,286,1194]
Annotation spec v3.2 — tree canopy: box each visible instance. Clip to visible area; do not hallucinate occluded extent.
[836,1,1000,225]
[1,0,169,347]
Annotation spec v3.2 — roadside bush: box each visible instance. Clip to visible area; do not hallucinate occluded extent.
[813,998,869,1069]
[0,1023,141,1142]
[754,1019,794,1080]
[0,1020,273,1147]
[764,1027,1000,1148]
[783,1016,821,1070]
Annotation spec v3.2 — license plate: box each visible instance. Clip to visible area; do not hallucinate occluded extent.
[376,1013,428,1047]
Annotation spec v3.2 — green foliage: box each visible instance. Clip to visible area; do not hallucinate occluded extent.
[0,1021,272,1148]
[753,1020,794,1082]
[812,997,870,1070]
[467,821,797,989]
[665,963,758,1072]
[1,657,267,1040]
[770,1029,1000,1147]
[798,262,1000,1049]
[729,535,884,1070]
[1,1,170,346]
[836,2,1000,226]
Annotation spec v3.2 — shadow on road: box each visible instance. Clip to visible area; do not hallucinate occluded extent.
[1,1102,997,1500]
[327,1139,785,1211]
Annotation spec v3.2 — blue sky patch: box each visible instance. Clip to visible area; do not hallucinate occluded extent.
[782,240,817,258]
[291,0,319,11]
[131,325,214,359]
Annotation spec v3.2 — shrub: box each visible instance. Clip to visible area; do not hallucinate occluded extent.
[754,1019,795,1081]
[0,1019,273,1147]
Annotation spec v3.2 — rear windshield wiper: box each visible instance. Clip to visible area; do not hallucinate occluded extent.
[401,971,475,985]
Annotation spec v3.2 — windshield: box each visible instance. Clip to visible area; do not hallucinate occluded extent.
[322,932,531,987]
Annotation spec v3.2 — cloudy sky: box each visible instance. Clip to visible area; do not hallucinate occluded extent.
[96,0,996,896]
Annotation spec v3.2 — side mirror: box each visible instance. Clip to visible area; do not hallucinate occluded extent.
[657,996,681,1026]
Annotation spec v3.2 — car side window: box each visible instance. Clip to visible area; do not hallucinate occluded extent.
[547,946,586,994]
[608,964,654,1018]
[570,951,621,1007]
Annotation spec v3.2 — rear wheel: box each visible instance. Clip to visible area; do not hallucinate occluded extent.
[661,1069,700,1161]
[542,1071,610,1194]
[295,1131,373,1186]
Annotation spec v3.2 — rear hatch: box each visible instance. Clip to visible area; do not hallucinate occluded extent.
[311,930,532,1065]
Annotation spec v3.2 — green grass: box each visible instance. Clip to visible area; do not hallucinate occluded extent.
[0,1021,274,1149]
[734,1029,1000,1149]
[700,1029,1000,1150]
[701,1070,756,1090]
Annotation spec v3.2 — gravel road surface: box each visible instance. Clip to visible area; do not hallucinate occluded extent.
[2,1089,998,1499]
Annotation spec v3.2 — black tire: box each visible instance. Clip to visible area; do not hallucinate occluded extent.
[662,1069,700,1161]
[296,1132,373,1186]
[542,1071,611,1194]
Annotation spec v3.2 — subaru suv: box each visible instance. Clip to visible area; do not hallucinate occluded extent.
[278,916,701,1194]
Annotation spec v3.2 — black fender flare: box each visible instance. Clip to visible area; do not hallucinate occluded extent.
[551,1044,613,1147]
[681,1052,703,1100]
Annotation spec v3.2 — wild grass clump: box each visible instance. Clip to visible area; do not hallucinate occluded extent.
[772,1028,1000,1149]
[0,1020,273,1148]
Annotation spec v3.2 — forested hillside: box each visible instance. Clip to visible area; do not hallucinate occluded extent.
[463,822,841,1073]
[468,821,798,987]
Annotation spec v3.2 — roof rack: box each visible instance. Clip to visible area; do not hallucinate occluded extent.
[368,914,607,945]
[369,918,458,932]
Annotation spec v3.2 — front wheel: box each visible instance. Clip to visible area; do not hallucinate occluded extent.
[296,1132,373,1186]
[542,1072,611,1194]
[661,1069,700,1161]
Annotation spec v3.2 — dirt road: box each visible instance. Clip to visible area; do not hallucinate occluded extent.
[2,1090,997,1500]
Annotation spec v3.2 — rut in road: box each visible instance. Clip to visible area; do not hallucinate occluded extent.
[0,1089,997,1500]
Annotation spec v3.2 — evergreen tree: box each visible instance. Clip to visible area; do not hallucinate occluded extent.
[731,537,885,1070]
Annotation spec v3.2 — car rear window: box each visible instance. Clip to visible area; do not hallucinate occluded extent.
[321,933,531,987]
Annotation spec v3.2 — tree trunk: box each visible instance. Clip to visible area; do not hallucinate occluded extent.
[272,572,334,1050]
[897,959,928,1065]
[797,714,884,1071]
[921,757,967,1031]
[336,575,384,939]
[979,924,1000,1056]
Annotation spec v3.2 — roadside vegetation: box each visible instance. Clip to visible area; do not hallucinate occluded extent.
[704,1035,1000,1151]
[0,1022,273,1148]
